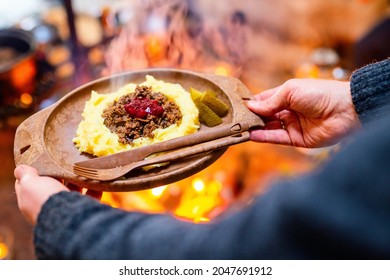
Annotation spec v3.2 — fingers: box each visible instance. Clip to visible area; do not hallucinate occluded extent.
[252,86,281,101]
[249,128,292,145]
[14,165,68,225]
[247,85,290,117]
[15,165,68,192]
[14,164,103,225]
[15,165,102,200]
[247,85,292,146]
[14,165,39,200]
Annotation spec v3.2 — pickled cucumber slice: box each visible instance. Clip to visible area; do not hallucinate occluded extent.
[201,90,228,117]
[193,99,222,127]
[191,87,229,126]
[190,87,204,100]
[204,89,217,97]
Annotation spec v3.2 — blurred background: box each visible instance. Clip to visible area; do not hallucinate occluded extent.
[0,0,389,259]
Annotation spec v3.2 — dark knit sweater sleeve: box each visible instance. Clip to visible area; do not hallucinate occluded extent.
[350,58,390,125]
[33,59,390,260]
[34,114,390,259]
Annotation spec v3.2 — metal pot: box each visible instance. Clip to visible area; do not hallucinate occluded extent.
[0,28,37,109]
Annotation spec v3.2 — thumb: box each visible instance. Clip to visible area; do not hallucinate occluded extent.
[247,86,290,116]
[14,164,39,181]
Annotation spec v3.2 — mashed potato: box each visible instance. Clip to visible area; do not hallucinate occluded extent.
[73,75,199,157]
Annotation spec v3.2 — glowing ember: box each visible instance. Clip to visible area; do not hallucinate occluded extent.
[101,176,228,223]
[151,185,167,198]
[0,243,9,260]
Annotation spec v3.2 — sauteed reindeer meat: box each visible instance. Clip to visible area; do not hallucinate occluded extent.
[102,85,182,144]
[73,75,200,157]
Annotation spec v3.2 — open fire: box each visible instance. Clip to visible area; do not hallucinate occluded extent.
[87,0,316,222]
[98,0,251,222]
[102,0,248,78]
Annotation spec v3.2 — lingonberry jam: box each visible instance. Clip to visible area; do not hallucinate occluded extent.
[102,85,182,144]
[124,98,165,119]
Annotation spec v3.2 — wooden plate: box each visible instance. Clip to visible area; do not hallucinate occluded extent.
[13,68,257,192]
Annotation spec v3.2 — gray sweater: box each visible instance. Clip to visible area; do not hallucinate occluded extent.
[34,59,390,259]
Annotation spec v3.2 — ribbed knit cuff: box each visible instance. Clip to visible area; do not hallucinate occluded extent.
[350,58,390,125]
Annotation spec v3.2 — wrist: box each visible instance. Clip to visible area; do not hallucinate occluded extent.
[350,59,390,125]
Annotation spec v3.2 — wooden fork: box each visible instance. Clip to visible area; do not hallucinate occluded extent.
[73,131,250,181]
[72,121,259,170]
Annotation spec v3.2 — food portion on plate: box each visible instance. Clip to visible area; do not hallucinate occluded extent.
[13,69,248,190]
[73,75,200,157]
[72,74,231,163]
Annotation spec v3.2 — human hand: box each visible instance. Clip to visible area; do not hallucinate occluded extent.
[14,165,69,225]
[14,165,103,225]
[246,79,361,148]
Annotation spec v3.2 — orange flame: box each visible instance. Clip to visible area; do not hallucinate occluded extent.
[99,1,315,222]
[101,177,228,223]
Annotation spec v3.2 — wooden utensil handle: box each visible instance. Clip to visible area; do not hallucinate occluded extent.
[144,122,245,156]
[74,122,249,169]
[139,132,250,168]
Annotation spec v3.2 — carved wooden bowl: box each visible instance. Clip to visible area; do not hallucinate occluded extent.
[14,69,261,191]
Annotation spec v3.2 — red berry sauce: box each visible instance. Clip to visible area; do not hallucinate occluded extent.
[124,98,164,119]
